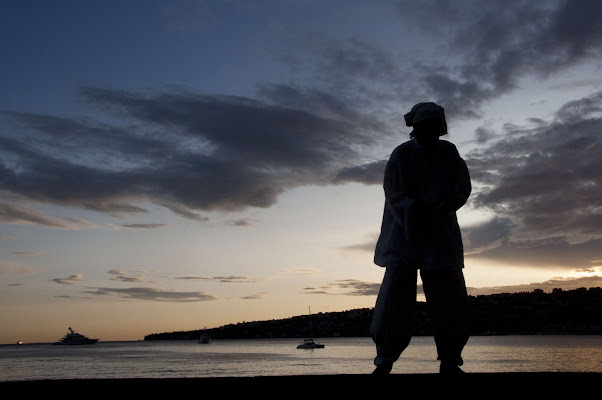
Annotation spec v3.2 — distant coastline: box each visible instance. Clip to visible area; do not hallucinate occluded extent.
[145,287,602,341]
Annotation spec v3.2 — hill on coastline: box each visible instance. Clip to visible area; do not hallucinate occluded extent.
[144,287,602,341]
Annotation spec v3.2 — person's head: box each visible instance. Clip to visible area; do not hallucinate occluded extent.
[404,102,447,139]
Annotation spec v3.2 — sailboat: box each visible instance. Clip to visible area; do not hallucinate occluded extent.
[297,306,324,349]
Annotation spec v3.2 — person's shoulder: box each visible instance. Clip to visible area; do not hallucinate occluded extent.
[392,139,415,154]
[438,139,460,153]
[386,140,413,163]
[438,139,457,148]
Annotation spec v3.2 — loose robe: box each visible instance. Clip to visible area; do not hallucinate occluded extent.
[374,138,471,270]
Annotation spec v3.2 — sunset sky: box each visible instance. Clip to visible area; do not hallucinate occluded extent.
[1,0,601,344]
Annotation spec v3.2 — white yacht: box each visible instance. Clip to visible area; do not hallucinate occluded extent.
[297,338,324,349]
[54,327,99,345]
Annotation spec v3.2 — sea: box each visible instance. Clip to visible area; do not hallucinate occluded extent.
[1,336,601,382]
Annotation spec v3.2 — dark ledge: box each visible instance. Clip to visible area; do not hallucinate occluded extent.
[1,372,599,397]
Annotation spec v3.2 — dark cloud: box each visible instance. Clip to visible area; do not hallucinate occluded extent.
[302,279,381,296]
[466,236,602,269]
[332,279,381,296]
[52,273,85,285]
[159,202,209,222]
[255,83,391,135]
[394,0,602,117]
[115,223,167,230]
[467,274,602,296]
[82,286,217,302]
[238,292,267,300]
[341,240,378,253]
[301,274,602,298]
[0,202,94,229]
[332,160,387,185]
[280,268,319,275]
[463,217,516,254]
[0,86,381,221]
[175,275,258,283]
[107,269,152,283]
[467,91,602,240]
[461,91,602,268]
[226,218,255,227]
[474,126,497,144]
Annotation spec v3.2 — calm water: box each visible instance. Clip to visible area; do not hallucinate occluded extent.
[1,336,600,381]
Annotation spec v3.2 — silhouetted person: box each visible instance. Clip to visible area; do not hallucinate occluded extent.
[371,102,471,375]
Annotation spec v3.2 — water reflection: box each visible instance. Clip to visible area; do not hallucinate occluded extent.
[1,336,600,381]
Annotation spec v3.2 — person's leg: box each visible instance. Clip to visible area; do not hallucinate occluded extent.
[420,269,469,373]
[371,266,417,373]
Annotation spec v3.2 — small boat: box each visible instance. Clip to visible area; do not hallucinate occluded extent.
[198,332,211,344]
[54,327,99,345]
[297,306,324,349]
[297,338,324,349]
[16,341,23,345]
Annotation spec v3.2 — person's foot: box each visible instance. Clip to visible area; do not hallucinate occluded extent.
[372,363,393,375]
[439,362,465,375]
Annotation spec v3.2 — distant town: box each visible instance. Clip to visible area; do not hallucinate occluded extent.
[144,287,602,341]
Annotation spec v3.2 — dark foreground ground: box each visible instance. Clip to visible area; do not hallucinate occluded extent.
[2,373,599,398]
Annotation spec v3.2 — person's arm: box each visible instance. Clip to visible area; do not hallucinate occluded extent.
[446,150,471,212]
[412,144,471,221]
[383,150,415,240]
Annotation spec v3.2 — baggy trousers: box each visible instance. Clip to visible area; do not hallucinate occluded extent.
[371,267,469,367]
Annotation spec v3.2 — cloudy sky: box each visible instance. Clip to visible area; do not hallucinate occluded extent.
[1,0,601,343]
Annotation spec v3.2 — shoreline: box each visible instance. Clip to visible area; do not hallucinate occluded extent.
[4,332,602,346]
[2,373,599,397]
